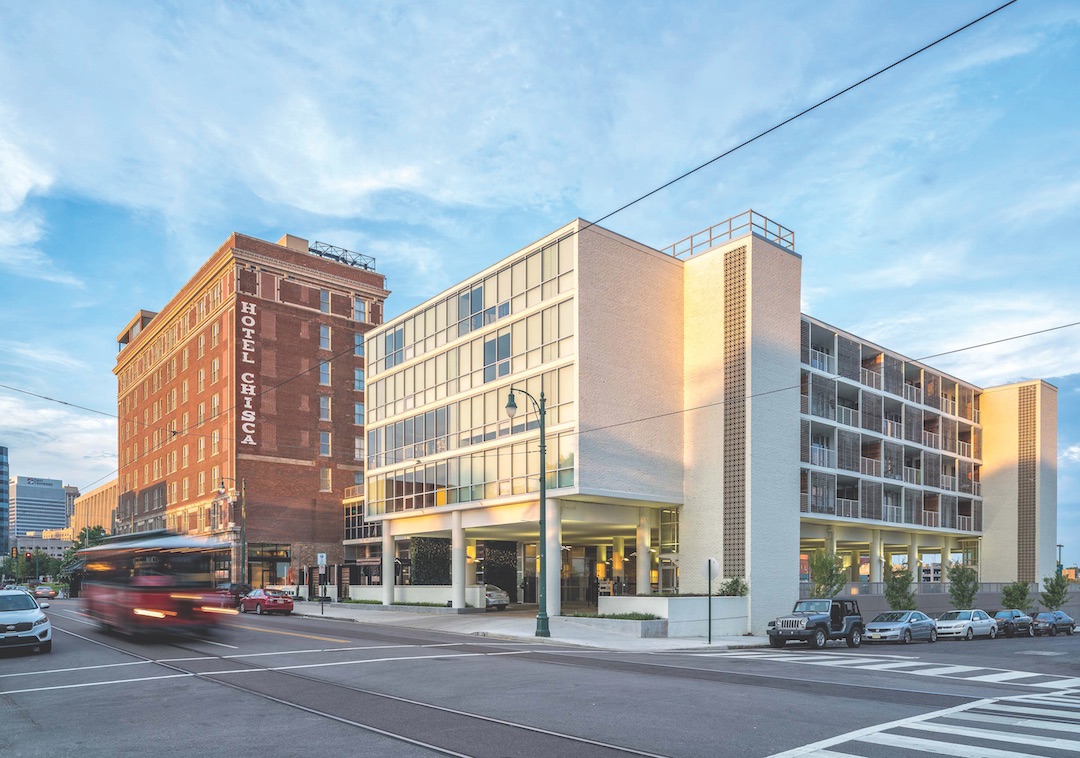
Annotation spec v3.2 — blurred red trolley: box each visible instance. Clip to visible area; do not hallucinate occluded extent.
[78,530,237,635]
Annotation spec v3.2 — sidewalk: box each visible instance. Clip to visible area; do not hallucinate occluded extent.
[293,601,770,652]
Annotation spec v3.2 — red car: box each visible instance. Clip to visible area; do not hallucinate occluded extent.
[238,589,294,615]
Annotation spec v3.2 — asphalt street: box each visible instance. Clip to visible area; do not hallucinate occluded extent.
[3,600,1080,757]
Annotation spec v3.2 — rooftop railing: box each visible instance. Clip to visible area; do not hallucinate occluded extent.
[660,210,795,258]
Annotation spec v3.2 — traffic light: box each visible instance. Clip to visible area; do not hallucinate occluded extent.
[9,547,14,559]
[25,552,32,561]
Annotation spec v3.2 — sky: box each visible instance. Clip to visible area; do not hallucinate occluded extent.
[0,1,1077,565]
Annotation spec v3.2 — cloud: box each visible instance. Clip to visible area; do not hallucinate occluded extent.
[1063,445,1080,465]
[0,341,90,373]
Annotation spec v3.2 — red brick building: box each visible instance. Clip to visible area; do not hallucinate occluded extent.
[114,233,387,586]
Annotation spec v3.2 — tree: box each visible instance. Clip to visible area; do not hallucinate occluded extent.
[63,525,108,564]
[883,564,917,610]
[1040,573,1070,611]
[1001,581,1032,612]
[808,550,847,598]
[947,563,979,609]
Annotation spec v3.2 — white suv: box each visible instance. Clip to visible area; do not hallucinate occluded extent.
[0,589,53,653]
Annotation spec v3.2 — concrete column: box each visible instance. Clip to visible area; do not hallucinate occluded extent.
[545,498,562,618]
[869,530,882,583]
[825,527,837,555]
[907,537,919,583]
[452,511,466,609]
[637,509,652,594]
[941,536,953,573]
[466,538,478,585]
[382,529,395,605]
[612,537,625,583]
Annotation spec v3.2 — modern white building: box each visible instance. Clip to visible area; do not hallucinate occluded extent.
[8,476,68,540]
[354,211,1057,633]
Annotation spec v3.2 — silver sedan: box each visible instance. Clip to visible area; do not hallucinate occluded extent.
[864,610,938,644]
[935,609,998,640]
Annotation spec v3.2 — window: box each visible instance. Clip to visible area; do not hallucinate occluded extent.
[320,325,331,350]
[182,348,189,370]
[211,321,220,347]
[320,431,332,456]
[182,380,188,403]
[198,334,205,358]
[198,370,205,392]
[483,329,511,382]
[354,368,365,391]
[198,403,205,425]
[182,445,189,468]
[320,361,331,386]
[211,430,220,456]
[320,396,332,421]
[198,438,205,461]
[319,467,332,492]
[353,436,364,461]
[353,297,367,322]
[320,289,330,313]
[182,478,189,500]
[198,471,205,496]
[354,333,364,357]
[211,394,219,418]
[354,402,365,425]
[354,471,365,487]
[211,358,219,384]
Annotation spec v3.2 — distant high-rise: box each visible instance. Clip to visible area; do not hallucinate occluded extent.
[64,485,80,524]
[8,476,67,538]
[0,446,8,552]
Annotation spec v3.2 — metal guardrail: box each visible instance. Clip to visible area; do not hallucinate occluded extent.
[660,210,795,257]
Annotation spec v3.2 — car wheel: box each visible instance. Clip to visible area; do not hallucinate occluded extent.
[1050,626,1058,637]
[965,627,974,641]
[497,605,507,611]
[255,604,264,615]
[1027,624,1035,638]
[283,611,291,616]
[846,628,862,648]
[1067,626,1074,636]
[769,636,786,649]
[902,629,912,645]
[929,628,938,643]
[809,627,827,650]
[989,626,997,639]
[38,640,52,653]
[239,603,247,613]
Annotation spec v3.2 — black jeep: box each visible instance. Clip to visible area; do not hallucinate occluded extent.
[767,598,864,649]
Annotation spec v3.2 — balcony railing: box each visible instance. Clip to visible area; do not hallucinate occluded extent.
[922,431,940,448]
[882,504,903,523]
[882,419,903,439]
[973,481,981,497]
[958,441,972,458]
[661,210,795,257]
[860,457,882,477]
[903,384,922,404]
[344,485,365,500]
[941,474,957,491]
[810,349,835,374]
[941,397,957,416]
[903,466,921,485]
[941,437,957,453]
[837,406,858,427]
[860,368,882,390]
[974,409,981,424]
[809,494,834,514]
[800,393,809,414]
[836,498,860,518]
[810,447,835,468]
[922,511,940,528]
[957,515,973,531]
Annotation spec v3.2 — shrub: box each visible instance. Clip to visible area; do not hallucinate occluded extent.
[1040,573,1070,611]
[1000,581,1032,613]
[808,550,847,598]
[947,563,979,609]
[883,564,917,610]
[717,577,748,596]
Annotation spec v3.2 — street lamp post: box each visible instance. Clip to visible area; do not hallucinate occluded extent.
[1058,544,1064,579]
[505,388,550,638]
[219,478,247,584]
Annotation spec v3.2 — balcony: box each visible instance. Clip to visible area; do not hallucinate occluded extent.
[809,494,834,514]
[837,406,858,427]
[903,466,921,485]
[882,504,903,523]
[882,419,903,439]
[974,409,981,424]
[810,447,835,468]
[958,441,972,458]
[973,481,981,497]
[860,457,882,477]
[836,498,860,518]
[344,485,365,500]
[922,511,940,528]
[941,397,957,416]
[941,474,957,491]
[957,515,973,531]
[922,431,940,448]
[903,384,922,404]
[810,349,835,374]
[860,368,882,390]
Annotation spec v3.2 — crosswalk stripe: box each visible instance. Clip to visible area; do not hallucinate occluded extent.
[857,731,1030,758]
[906,719,1080,750]
[1040,678,1080,689]
[948,710,1080,734]
[851,661,934,670]
[962,670,1047,683]
[978,703,1080,721]
[910,665,983,676]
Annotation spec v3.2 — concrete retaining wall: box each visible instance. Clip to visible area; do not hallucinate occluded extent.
[598,595,749,637]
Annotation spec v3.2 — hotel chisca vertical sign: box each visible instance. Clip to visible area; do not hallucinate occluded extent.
[238,299,258,446]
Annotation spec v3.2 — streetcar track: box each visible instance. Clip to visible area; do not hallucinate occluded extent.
[43,620,672,758]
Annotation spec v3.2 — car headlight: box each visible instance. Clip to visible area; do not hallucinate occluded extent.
[33,615,49,627]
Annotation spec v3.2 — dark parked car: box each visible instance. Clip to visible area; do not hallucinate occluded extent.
[239,589,293,615]
[994,609,1035,638]
[215,583,252,608]
[1033,611,1075,636]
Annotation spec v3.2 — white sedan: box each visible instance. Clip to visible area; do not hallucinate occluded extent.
[935,609,997,640]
